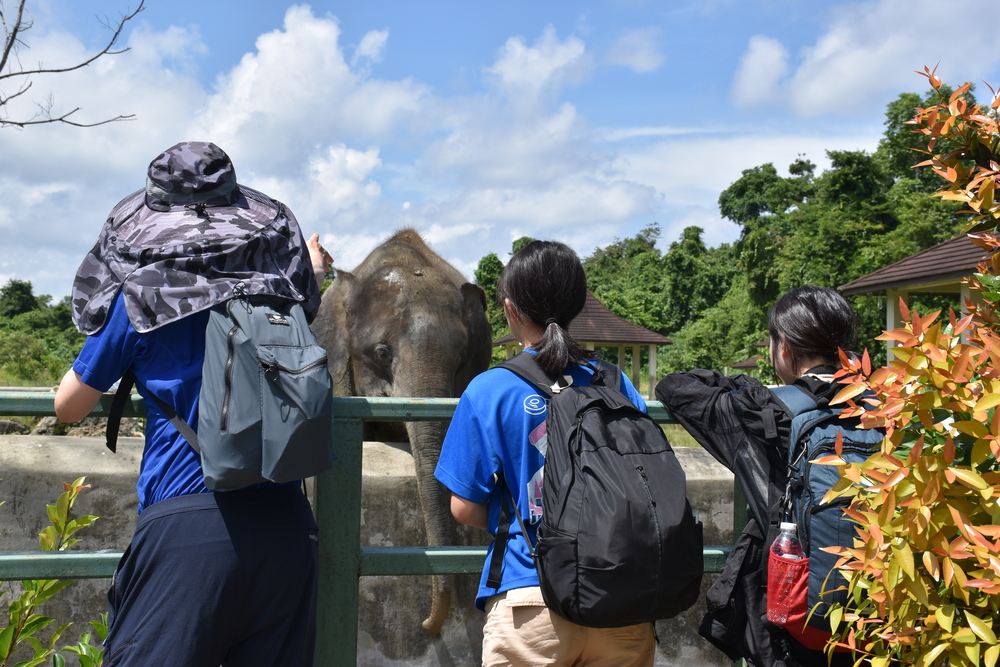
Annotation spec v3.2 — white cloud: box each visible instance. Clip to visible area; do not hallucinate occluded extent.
[731,0,1000,117]
[616,131,882,246]
[601,126,720,141]
[321,230,386,272]
[352,29,389,67]
[194,5,427,168]
[607,27,664,73]
[422,102,590,187]
[730,35,789,109]
[484,26,592,105]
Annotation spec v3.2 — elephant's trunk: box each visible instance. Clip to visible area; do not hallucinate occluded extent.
[404,417,454,637]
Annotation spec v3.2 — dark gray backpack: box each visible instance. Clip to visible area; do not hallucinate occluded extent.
[108,291,335,491]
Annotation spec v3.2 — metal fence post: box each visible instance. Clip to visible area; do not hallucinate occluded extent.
[314,417,363,667]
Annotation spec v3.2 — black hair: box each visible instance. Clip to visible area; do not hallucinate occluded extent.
[767,286,857,369]
[497,240,596,376]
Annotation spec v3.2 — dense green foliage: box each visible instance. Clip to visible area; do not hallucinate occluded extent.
[0,280,84,384]
[473,89,967,377]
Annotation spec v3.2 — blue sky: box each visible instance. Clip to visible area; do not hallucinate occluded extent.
[4,0,1000,299]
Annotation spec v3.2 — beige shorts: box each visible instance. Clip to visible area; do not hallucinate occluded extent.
[482,586,655,667]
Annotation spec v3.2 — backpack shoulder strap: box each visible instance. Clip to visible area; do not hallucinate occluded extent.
[485,471,537,589]
[107,371,201,455]
[593,359,621,392]
[499,353,621,396]
[770,384,818,417]
[498,352,556,396]
[106,371,136,453]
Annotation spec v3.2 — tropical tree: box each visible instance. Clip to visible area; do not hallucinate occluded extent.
[0,279,83,382]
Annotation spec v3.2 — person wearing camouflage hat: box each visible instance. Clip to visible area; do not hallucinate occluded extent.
[55,141,332,667]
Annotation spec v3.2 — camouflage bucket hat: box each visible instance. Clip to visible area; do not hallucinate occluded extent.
[71,141,321,334]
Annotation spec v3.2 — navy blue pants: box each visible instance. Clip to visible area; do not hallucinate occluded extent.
[104,486,318,667]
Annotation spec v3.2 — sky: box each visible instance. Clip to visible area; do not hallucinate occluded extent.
[3,0,1000,300]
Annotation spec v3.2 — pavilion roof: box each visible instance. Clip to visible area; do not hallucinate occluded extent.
[840,235,989,295]
[493,291,672,346]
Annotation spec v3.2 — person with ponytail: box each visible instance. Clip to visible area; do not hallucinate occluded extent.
[435,241,655,667]
[654,285,859,667]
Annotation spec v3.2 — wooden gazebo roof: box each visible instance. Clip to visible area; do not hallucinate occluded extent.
[840,235,988,295]
[493,291,672,346]
[732,355,763,370]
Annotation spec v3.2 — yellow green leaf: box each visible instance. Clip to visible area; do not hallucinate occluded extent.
[828,605,843,632]
[984,643,1000,667]
[953,420,989,438]
[951,467,990,490]
[918,642,951,667]
[954,627,977,644]
[924,551,941,581]
[937,605,954,632]
[965,639,983,665]
[893,542,916,579]
[974,393,1000,412]
[965,610,997,644]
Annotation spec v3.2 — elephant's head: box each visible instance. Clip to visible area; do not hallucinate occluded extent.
[313,262,490,402]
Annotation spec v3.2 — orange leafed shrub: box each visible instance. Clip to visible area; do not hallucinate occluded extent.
[820,71,1000,667]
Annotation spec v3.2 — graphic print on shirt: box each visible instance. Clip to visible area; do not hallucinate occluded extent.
[526,420,547,522]
[523,394,547,416]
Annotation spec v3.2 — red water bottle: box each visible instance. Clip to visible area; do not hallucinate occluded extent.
[767,522,804,624]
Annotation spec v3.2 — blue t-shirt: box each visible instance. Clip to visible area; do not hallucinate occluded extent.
[73,293,291,513]
[434,354,647,610]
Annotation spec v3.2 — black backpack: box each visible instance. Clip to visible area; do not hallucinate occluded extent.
[489,352,704,628]
[768,384,882,650]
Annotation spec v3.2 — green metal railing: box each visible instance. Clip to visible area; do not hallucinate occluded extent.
[0,392,742,667]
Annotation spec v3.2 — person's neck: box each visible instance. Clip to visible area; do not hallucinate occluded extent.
[517,321,545,348]
[796,359,836,378]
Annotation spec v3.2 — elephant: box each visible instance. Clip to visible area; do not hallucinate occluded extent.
[310,228,493,636]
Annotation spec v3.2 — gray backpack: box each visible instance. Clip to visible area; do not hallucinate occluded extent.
[108,291,336,491]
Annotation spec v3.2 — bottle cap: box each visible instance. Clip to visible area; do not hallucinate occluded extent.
[779,522,797,532]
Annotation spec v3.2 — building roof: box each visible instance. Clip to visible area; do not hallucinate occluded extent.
[732,355,763,370]
[493,291,673,346]
[839,235,989,295]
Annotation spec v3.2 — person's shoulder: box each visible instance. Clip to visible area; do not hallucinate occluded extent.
[464,365,535,396]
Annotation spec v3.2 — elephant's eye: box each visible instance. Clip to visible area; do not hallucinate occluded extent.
[373,343,393,368]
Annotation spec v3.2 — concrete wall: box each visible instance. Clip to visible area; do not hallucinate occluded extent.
[0,436,736,666]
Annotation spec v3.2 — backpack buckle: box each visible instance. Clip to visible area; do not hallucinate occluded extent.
[550,375,573,394]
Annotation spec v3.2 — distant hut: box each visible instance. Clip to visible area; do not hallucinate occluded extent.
[839,234,989,357]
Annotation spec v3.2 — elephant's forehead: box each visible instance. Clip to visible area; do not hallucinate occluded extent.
[381,268,406,285]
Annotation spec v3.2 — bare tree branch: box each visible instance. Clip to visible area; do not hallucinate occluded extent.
[0,0,145,129]
[4,106,134,128]
[0,0,28,78]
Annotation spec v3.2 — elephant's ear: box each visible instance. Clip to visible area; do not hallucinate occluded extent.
[456,283,493,392]
[311,271,356,395]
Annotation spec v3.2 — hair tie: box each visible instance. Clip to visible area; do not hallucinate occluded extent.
[545,318,558,327]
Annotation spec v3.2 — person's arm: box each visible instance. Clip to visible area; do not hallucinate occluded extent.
[54,369,103,424]
[450,493,488,529]
[654,369,754,470]
[307,233,333,291]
